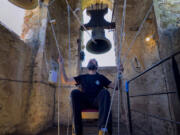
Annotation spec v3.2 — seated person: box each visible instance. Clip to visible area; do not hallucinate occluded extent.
[58,57,123,135]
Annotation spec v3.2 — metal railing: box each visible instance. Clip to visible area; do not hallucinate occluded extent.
[125,50,180,135]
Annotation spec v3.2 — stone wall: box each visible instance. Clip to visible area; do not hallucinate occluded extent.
[18,1,57,134]
[44,0,81,125]
[0,0,81,133]
[0,11,56,134]
[114,0,178,134]
[0,23,32,134]
[153,0,180,134]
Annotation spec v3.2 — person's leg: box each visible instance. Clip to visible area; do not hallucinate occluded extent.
[107,112,112,135]
[71,89,91,135]
[93,89,112,135]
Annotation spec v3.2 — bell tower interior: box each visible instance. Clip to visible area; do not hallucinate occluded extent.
[0,0,180,135]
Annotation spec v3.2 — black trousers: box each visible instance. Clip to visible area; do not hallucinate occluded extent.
[71,89,112,135]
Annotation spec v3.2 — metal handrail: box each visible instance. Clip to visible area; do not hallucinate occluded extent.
[125,51,180,135]
[130,91,176,98]
[128,51,180,82]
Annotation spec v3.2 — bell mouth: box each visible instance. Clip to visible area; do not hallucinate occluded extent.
[86,38,112,54]
[8,0,38,10]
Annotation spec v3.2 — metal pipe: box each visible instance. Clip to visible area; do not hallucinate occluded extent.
[130,91,176,98]
[129,51,180,82]
[125,81,133,135]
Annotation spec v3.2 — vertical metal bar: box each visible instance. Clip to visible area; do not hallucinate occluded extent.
[77,29,82,74]
[118,79,120,135]
[172,56,180,100]
[126,81,133,135]
[67,5,71,135]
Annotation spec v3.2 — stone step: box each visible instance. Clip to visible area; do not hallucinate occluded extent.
[39,122,129,135]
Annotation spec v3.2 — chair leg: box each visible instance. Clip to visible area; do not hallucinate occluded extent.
[70,97,76,135]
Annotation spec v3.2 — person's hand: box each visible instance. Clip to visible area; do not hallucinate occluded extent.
[58,56,64,65]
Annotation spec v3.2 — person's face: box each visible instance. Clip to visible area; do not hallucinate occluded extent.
[87,59,98,70]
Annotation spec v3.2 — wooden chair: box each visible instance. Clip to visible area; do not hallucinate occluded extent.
[81,109,99,119]
[71,87,99,135]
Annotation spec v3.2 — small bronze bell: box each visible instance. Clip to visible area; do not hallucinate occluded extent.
[83,7,114,54]
[86,27,111,54]
[8,0,38,10]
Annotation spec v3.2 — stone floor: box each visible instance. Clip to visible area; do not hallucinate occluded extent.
[39,121,129,135]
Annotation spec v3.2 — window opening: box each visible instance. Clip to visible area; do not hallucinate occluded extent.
[0,0,25,36]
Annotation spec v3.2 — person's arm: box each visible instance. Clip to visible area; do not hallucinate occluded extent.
[58,56,76,85]
[108,82,117,89]
[108,81,121,90]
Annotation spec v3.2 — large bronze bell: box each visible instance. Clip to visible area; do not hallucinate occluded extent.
[86,27,111,54]
[84,6,114,54]
[8,0,38,10]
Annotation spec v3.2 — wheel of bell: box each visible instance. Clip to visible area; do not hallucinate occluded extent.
[86,27,112,54]
[8,0,38,10]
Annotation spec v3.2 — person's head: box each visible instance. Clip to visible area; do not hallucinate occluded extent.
[87,58,98,71]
